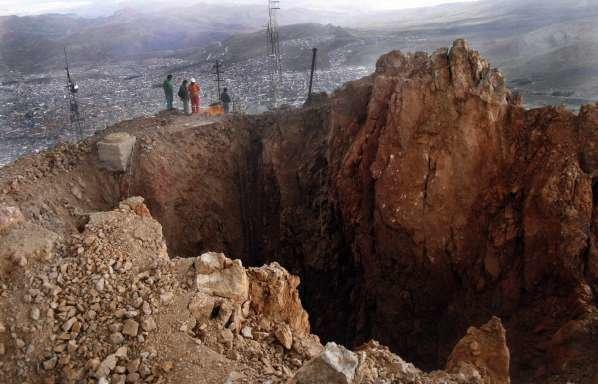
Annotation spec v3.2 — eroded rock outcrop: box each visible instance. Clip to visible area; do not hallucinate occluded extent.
[248,262,310,336]
[446,317,510,384]
[327,39,597,375]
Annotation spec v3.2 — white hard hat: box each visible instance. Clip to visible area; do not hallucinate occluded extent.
[190,78,196,83]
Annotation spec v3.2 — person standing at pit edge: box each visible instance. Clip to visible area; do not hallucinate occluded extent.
[188,78,201,114]
[178,80,191,115]
[220,87,232,113]
[163,74,174,111]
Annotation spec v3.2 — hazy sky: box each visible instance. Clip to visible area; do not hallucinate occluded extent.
[0,0,479,16]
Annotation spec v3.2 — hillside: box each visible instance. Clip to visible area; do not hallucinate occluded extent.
[0,5,263,73]
[0,4,352,73]
[189,23,355,71]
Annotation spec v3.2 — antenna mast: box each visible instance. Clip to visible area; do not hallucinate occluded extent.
[214,60,222,100]
[266,0,282,108]
[64,47,85,140]
[308,48,318,100]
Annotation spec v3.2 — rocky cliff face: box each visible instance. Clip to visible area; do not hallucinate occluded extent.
[325,39,597,378]
[0,39,596,383]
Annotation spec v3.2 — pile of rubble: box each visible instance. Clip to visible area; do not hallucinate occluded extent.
[0,197,510,383]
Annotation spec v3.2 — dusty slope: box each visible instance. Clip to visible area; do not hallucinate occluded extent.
[0,40,597,383]
[0,196,511,384]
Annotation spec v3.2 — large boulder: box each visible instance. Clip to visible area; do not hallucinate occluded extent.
[195,252,249,302]
[248,262,310,335]
[292,342,358,384]
[446,317,510,384]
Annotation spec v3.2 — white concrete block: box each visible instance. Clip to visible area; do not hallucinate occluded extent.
[97,133,136,172]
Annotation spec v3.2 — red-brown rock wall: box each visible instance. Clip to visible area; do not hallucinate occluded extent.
[327,39,598,375]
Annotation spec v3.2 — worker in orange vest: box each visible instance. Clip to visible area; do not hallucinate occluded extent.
[188,78,201,114]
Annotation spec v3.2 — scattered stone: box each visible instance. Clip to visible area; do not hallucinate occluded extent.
[241,326,253,339]
[142,301,152,315]
[160,292,174,305]
[110,332,125,344]
[122,319,139,337]
[95,278,105,292]
[43,356,58,370]
[62,317,77,332]
[161,361,174,373]
[112,373,126,384]
[188,293,217,321]
[141,316,156,332]
[120,196,152,218]
[86,309,97,320]
[127,358,141,373]
[248,262,310,335]
[115,346,128,359]
[88,358,101,371]
[195,252,225,273]
[30,306,40,321]
[224,371,245,384]
[293,342,358,384]
[71,186,83,200]
[220,329,234,345]
[65,340,77,354]
[96,354,118,378]
[290,358,302,368]
[109,323,123,333]
[274,323,293,350]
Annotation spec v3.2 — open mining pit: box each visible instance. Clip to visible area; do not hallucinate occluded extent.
[1,40,597,383]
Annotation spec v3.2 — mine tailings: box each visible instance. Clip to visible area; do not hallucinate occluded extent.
[126,41,598,381]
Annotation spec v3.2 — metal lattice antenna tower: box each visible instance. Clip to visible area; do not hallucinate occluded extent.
[214,60,222,101]
[64,47,85,140]
[266,0,282,108]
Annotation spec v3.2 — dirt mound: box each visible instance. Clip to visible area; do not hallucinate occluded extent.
[0,40,597,383]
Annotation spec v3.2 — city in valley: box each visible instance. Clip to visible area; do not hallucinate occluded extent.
[0,45,371,167]
[0,1,596,167]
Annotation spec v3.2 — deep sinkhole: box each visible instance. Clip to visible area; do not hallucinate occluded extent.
[115,113,448,372]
